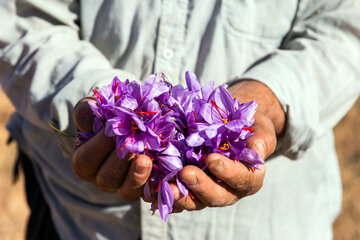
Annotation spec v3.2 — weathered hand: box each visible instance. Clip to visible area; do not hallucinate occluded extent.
[164,80,285,212]
[72,97,153,201]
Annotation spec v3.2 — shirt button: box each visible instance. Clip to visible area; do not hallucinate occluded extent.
[163,48,174,60]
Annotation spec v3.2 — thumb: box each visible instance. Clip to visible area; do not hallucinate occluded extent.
[245,112,277,160]
[72,97,96,132]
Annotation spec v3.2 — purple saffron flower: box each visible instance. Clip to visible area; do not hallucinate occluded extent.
[215,140,264,170]
[185,71,215,101]
[105,107,161,158]
[83,71,263,222]
[88,76,136,124]
[187,86,257,147]
[185,145,211,170]
[143,142,189,221]
[157,170,176,221]
[142,74,170,102]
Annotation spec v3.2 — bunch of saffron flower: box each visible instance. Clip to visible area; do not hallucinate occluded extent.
[79,71,263,221]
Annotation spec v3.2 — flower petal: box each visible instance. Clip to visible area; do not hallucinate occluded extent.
[176,177,188,197]
[201,80,215,101]
[116,136,130,159]
[125,134,145,153]
[219,86,235,114]
[158,180,174,222]
[161,143,180,157]
[185,71,201,91]
[186,131,205,147]
[93,118,104,133]
[199,102,214,124]
[119,96,138,110]
[237,148,264,169]
[225,119,247,133]
[131,115,147,132]
[204,123,224,138]
[105,118,131,136]
[143,180,151,199]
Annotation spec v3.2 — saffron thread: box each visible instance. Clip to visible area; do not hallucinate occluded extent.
[49,124,75,138]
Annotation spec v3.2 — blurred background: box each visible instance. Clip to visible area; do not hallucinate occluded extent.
[0,87,359,240]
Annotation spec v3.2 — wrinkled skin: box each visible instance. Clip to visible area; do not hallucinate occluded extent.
[71,80,285,210]
[72,97,153,202]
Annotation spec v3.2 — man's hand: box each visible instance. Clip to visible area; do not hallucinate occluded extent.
[71,97,153,201]
[165,80,285,212]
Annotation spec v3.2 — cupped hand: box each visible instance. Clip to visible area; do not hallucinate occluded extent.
[71,97,153,201]
[161,80,285,212]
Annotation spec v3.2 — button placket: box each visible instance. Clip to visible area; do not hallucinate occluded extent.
[153,0,189,85]
[163,48,174,60]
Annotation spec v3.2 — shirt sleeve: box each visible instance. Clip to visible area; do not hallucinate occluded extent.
[0,0,136,136]
[240,0,360,159]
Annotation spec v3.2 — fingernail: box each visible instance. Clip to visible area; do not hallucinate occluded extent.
[135,163,149,175]
[255,141,266,160]
[182,175,197,187]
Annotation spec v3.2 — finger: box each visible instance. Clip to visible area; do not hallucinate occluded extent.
[117,155,152,202]
[95,150,134,193]
[72,97,96,132]
[178,165,238,208]
[246,112,277,160]
[170,182,206,211]
[206,153,265,196]
[171,206,184,214]
[72,128,115,181]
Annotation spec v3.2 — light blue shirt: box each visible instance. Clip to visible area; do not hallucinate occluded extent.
[1,0,360,239]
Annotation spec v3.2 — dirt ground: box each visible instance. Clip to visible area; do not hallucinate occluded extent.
[0,88,359,239]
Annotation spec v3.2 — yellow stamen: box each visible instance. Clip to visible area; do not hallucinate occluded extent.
[218,143,230,151]
[221,118,229,124]
[130,121,139,132]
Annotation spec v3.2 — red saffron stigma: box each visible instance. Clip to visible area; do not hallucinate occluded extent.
[114,81,119,93]
[188,192,195,199]
[117,123,129,127]
[192,110,197,122]
[136,111,157,115]
[120,137,131,151]
[242,127,254,133]
[145,147,153,161]
[130,131,135,143]
[210,100,228,119]
[180,126,195,129]
[93,89,103,103]
[201,153,207,164]
[161,105,178,109]
[162,109,171,116]
[229,151,238,161]
[156,181,162,192]
[159,134,166,147]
